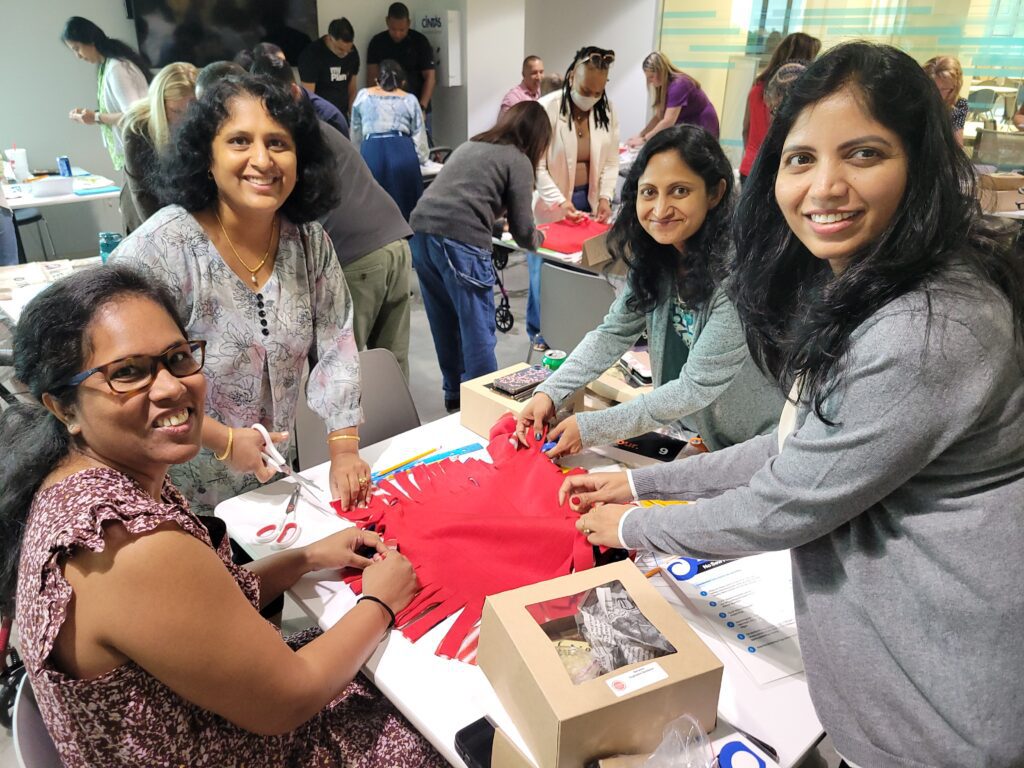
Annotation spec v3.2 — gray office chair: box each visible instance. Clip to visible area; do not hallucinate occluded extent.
[12,677,61,768]
[294,348,421,470]
[527,261,616,362]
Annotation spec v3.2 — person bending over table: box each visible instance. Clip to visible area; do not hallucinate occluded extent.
[0,265,443,767]
[113,74,371,514]
[627,52,720,147]
[923,55,968,146]
[410,101,552,413]
[559,43,1024,768]
[121,62,198,230]
[517,125,784,457]
[529,45,619,350]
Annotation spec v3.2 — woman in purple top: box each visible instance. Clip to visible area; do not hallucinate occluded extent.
[628,51,719,146]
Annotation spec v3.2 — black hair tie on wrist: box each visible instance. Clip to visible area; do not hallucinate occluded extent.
[357,594,396,631]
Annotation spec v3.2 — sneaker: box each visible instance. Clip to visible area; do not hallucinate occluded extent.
[444,396,461,414]
[531,335,549,352]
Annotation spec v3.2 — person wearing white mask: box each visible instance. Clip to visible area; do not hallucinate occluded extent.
[528,46,619,349]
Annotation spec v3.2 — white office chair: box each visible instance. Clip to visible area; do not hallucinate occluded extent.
[527,261,617,362]
[294,348,421,470]
[12,677,61,768]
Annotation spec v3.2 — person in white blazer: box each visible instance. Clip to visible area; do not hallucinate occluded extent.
[527,46,620,348]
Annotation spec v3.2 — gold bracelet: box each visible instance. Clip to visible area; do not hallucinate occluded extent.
[328,434,360,443]
[214,427,234,461]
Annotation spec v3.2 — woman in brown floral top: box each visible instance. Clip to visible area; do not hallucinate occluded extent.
[1,265,443,767]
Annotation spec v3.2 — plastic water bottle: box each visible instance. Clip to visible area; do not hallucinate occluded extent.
[98,232,122,263]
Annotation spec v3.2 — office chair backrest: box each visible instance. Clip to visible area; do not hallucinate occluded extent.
[538,262,617,354]
[12,677,61,768]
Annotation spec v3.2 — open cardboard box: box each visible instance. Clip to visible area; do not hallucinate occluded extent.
[460,363,583,439]
[580,232,612,268]
[479,560,723,768]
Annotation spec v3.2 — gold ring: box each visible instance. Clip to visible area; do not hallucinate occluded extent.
[358,477,368,486]
[583,527,593,535]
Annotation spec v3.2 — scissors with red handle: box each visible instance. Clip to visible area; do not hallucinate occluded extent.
[255,486,302,548]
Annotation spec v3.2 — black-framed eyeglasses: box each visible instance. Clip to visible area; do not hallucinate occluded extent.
[578,51,615,69]
[60,340,207,394]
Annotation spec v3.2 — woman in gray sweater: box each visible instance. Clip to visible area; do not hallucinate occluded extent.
[517,125,783,455]
[409,102,551,412]
[561,43,1024,768]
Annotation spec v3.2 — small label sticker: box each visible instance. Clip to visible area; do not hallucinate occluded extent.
[605,662,668,698]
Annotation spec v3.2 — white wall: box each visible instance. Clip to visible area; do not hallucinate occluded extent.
[0,0,126,259]
[464,1,524,138]
[524,0,659,140]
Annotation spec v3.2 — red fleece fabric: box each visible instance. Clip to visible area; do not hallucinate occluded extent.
[538,218,610,254]
[332,414,593,659]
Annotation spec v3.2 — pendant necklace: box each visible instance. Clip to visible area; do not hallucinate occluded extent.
[215,211,277,285]
[572,107,588,139]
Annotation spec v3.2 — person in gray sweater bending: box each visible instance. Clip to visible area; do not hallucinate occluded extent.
[516,125,783,456]
[409,102,551,412]
[560,43,1024,768]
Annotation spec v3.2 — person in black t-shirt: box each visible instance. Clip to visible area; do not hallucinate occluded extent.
[298,18,360,117]
[366,2,436,130]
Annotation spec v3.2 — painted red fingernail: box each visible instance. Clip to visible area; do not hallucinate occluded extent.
[571,496,581,506]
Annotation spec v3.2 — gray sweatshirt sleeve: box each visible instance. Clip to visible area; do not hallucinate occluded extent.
[621,307,996,558]
[573,286,759,447]
[534,287,646,406]
[506,153,544,251]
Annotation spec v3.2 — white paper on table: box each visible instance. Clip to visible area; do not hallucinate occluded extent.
[661,550,803,685]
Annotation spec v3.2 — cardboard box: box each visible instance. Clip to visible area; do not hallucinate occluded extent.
[479,561,723,768]
[581,232,612,268]
[588,365,652,404]
[460,363,583,438]
[492,726,536,768]
[979,172,1024,191]
[980,187,1024,213]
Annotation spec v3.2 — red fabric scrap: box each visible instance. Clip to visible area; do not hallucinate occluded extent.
[331,414,593,659]
[538,218,610,254]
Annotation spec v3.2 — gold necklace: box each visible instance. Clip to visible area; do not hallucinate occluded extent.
[571,107,588,139]
[215,211,277,285]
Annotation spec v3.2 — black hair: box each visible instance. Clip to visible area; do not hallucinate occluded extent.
[0,265,185,612]
[158,74,341,223]
[733,41,1024,422]
[328,17,355,42]
[233,48,255,70]
[377,59,406,91]
[608,125,733,315]
[387,2,410,20]
[195,60,246,98]
[61,16,152,83]
[560,46,614,131]
[250,53,296,86]
[253,42,284,60]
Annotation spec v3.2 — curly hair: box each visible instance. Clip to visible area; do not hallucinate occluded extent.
[157,74,341,223]
[733,41,1024,422]
[608,125,734,315]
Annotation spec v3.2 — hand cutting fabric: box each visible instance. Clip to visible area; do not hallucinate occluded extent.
[575,503,632,548]
[228,426,289,482]
[330,453,374,511]
[559,470,634,511]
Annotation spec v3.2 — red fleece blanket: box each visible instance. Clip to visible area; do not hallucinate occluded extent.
[538,218,610,254]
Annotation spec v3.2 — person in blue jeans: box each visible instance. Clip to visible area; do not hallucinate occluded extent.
[409,102,551,412]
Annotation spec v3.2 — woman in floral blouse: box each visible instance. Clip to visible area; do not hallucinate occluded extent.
[115,74,371,513]
[517,126,784,456]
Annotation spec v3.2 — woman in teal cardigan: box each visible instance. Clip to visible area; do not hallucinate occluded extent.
[516,126,783,455]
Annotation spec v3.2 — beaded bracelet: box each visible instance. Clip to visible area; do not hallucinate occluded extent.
[214,427,234,461]
[357,594,396,631]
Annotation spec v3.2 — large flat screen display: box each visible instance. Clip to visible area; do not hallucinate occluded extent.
[132,0,318,67]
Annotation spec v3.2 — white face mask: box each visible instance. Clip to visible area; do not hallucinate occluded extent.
[571,87,600,112]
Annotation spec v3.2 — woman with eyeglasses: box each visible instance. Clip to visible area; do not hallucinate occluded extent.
[529,46,619,349]
[627,52,720,148]
[113,74,371,515]
[0,265,444,767]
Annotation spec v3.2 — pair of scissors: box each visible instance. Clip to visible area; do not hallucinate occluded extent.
[251,423,324,497]
[255,486,301,548]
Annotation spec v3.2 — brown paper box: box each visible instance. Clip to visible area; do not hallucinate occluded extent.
[479,561,723,768]
[979,187,1023,213]
[460,363,583,439]
[978,172,1024,192]
[581,232,612,267]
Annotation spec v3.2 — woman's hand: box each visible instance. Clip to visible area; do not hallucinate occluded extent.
[515,392,557,447]
[558,470,633,510]
[625,135,645,148]
[545,414,583,458]
[595,198,613,223]
[227,427,288,482]
[303,528,388,572]
[575,503,633,548]
[561,200,587,224]
[69,108,96,125]
[361,549,420,614]
[330,453,373,511]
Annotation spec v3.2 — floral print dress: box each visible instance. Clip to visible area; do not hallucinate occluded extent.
[16,468,445,767]
[113,206,362,514]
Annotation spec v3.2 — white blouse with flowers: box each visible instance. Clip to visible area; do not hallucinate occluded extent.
[112,205,362,513]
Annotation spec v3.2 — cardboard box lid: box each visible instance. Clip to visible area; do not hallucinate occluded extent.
[482,560,723,722]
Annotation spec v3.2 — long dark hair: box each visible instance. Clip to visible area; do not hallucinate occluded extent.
[61,16,152,82]
[471,101,552,171]
[559,46,613,131]
[159,74,341,223]
[755,32,821,84]
[608,125,733,315]
[733,41,1024,421]
[0,265,185,612]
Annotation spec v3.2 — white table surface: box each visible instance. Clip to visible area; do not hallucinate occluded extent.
[216,414,823,767]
